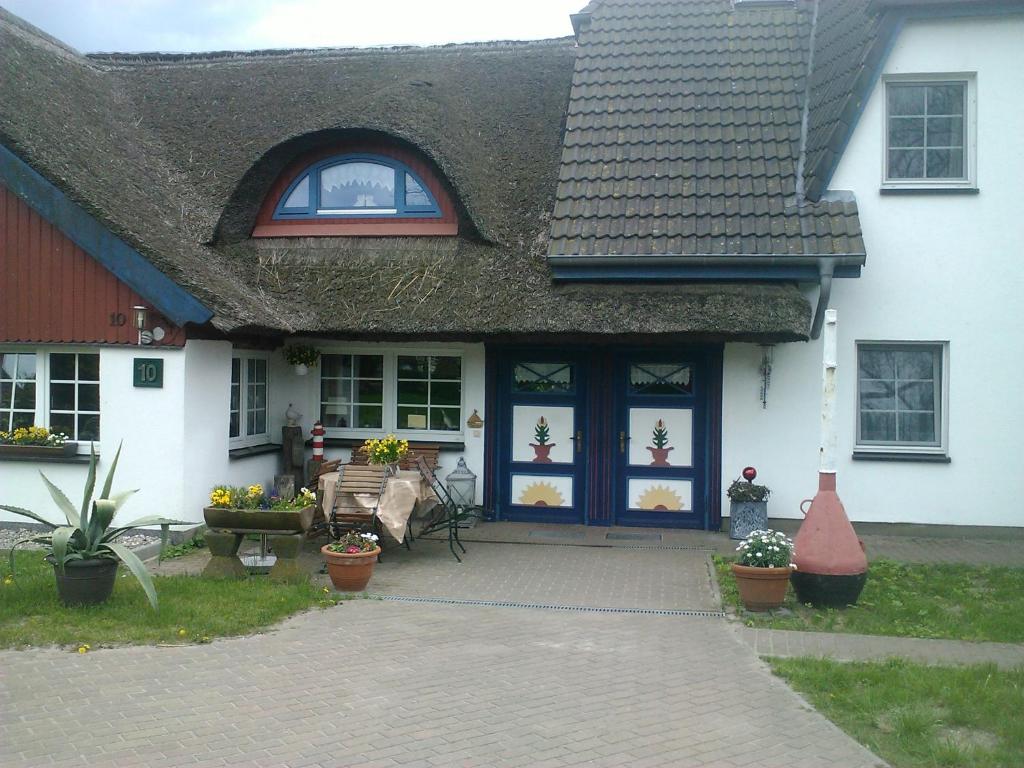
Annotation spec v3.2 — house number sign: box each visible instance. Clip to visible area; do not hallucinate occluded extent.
[133,358,164,388]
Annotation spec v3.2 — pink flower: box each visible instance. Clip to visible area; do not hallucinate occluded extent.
[345,545,361,554]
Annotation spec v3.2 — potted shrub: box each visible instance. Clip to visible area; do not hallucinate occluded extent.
[360,434,409,474]
[283,344,319,375]
[1,443,188,609]
[530,417,555,463]
[730,529,796,612]
[321,532,381,591]
[204,484,317,532]
[0,426,76,458]
[727,466,770,540]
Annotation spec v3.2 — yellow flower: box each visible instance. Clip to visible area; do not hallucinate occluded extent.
[177,628,187,637]
[3,576,12,586]
[77,644,90,654]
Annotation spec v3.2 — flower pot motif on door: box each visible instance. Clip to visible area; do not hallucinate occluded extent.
[647,419,673,466]
[530,416,556,463]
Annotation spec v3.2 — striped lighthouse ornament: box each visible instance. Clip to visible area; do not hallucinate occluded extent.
[311,420,325,464]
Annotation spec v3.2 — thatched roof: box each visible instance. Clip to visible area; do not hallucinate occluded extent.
[0,7,813,341]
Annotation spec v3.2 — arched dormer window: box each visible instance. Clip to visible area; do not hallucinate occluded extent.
[275,155,440,219]
[253,145,458,237]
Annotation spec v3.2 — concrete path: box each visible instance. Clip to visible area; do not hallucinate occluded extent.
[0,602,885,768]
[736,626,1024,670]
[1,539,888,768]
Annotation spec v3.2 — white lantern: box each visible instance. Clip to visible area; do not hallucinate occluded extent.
[445,457,477,510]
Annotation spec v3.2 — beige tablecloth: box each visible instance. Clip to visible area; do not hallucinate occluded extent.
[318,469,437,543]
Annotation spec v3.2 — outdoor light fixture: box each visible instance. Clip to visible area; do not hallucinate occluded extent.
[445,457,477,518]
[132,305,148,345]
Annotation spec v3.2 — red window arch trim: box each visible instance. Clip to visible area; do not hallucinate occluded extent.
[252,143,459,237]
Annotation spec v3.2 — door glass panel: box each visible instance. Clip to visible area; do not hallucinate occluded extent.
[629,363,692,395]
[511,405,575,465]
[627,478,692,512]
[628,407,693,467]
[513,362,574,393]
[511,474,573,508]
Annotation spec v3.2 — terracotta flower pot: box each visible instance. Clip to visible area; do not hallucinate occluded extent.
[730,563,792,611]
[321,545,381,592]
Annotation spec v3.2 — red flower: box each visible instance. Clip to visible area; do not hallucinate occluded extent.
[345,545,361,554]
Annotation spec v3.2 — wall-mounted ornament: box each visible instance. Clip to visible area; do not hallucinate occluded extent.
[466,409,484,429]
[759,345,774,409]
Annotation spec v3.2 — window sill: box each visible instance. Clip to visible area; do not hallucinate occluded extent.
[879,186,979,196]
[229,443,282,460]
[313,437,466,451]
[852,451,950,463]
[0,452,93,464]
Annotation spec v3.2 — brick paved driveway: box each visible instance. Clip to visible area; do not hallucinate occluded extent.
[1,542,886,768]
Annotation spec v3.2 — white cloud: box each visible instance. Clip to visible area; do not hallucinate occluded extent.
[0,0,582,52]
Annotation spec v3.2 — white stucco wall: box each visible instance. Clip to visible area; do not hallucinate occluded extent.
[723,14,1024,527]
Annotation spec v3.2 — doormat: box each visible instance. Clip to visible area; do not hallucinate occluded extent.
[528,530,586,540]
[606,532,663,542]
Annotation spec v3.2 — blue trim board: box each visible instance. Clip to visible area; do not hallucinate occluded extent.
[0,144,213,327]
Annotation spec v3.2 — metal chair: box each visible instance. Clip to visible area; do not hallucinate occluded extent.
[414,455,468,562]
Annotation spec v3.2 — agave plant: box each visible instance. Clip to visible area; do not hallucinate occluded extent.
[1,442,188,609]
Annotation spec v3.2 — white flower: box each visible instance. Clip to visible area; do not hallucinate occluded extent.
[755,552,762,557]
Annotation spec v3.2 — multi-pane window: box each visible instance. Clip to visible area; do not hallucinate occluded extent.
[886,80,968,182]
[319,351,463,436]
[320,354,384,429]
[230,354,269,445]
[0,352,37,432]
[857,343,944,449]
[48,353,100,441]
[397,356,461,432]
[0,350,100,446]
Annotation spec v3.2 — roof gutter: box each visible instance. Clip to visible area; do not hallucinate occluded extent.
[547,254,866,268]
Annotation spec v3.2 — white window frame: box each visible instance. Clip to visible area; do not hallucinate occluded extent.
[318,345,465,442]
[0,346,101,455]
[855,341,949,456]
[230,352,271,449]
[881,73,977,190]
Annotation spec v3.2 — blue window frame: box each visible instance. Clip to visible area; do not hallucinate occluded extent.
[273,154,442,220]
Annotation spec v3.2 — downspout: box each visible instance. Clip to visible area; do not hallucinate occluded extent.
[809,258,834,340]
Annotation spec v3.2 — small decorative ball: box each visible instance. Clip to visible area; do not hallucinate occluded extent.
[742,466,757,482]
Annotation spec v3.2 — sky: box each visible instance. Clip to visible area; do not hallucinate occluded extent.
[0,0,584,53]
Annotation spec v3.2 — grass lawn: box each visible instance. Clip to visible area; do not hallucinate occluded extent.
[1,550,335,649]
[714,556,1024,643]
[772,658,1024,768]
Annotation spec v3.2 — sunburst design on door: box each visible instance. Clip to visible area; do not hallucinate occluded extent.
[518,481,565,507]
[636,485,685,511]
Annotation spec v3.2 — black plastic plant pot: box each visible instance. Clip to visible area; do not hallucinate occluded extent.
[790,570,868,608]
[47,556,118,607]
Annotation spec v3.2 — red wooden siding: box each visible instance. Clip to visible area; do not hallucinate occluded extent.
[0,183,184,346]
[252,142,459,237]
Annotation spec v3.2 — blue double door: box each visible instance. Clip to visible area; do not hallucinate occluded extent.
[492,347,719,529]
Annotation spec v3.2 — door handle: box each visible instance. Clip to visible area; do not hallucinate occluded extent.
[619,431,627,454]
[575,430,583,454]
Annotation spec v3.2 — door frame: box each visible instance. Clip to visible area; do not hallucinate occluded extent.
[484,343,723,530]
